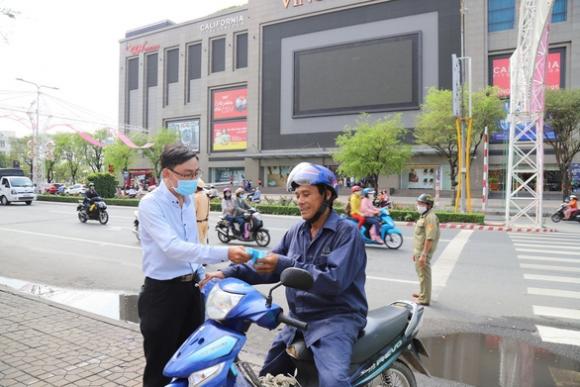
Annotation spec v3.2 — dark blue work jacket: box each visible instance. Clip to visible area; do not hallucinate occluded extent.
[221,210,368,347]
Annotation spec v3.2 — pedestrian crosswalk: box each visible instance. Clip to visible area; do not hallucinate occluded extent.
[509,232,580,346]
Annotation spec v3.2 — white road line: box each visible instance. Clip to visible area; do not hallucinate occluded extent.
[0,227,141,250]
[49,210,135,220]
[524,274,580,284]
[518,255,580,263]
[536,325,580,346]
[367,276,418,284]
[510,238,579,246]
[432,230,473,299]
[533,306,580,321]
[521,263,580,273]
[509,234,580,241]
[514,243,578,251]
[528,287,580,299]
[516,248,580,257]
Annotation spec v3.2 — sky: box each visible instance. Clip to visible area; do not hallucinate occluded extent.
[0,0,247,137]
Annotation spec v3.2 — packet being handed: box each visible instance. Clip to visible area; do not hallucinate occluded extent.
[245,247,267,266]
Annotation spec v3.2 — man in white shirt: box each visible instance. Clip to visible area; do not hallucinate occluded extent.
[137,144,249,387]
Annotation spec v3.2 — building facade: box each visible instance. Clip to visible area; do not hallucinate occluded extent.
[119,0,578,195]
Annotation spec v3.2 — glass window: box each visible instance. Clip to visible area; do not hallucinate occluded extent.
[166,48,179,84]
[235,33,248,69]
[146,53,158,87]
[488,0,515,32]
[211,38,226,73]
[127,57,139,90]
[552,0,567,23]
[188,43,202,80]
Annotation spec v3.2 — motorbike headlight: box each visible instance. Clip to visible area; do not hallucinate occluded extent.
[206,285,244,320]
[188,362,224,386]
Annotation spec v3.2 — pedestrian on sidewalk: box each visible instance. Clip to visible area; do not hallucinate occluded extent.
[137,144,250,387]
[412,193,440,306]
[195,179,210,244]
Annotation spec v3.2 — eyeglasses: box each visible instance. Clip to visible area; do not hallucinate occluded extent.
[169,168,202,180]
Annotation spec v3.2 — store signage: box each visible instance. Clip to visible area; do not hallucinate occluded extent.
[212,120,247,151]
[282,0,323,9]
[200,15,244,34]
[126,41,160,55]
[166,119,200,152]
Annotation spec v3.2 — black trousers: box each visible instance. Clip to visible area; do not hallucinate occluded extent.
[138,277,205,387]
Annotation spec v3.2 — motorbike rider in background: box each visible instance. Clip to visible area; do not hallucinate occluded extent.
[233,187,251,237]
[564,194,578,219]
[349,185,365,229]
[221,188,241,236]
[83,182,99,210]
[360,188,384,244]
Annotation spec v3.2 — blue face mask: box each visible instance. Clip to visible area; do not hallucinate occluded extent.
[174,179,198,196]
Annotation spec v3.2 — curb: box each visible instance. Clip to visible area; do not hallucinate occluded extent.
[399,222,557,233]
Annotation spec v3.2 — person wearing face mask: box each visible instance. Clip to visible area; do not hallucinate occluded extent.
[137,144,250,387]
[412,193,440,306]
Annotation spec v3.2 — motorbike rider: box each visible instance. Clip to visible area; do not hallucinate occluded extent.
[360,188,384,244]
[203,162,368,387]
[83,182,99,211]
[349,185,365,228]
[233,187,252,237]
[564,194,578,220]
[221,188,241,235]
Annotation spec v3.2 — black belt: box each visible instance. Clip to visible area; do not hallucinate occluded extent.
[197,218,208,223]
[146,274,197,283]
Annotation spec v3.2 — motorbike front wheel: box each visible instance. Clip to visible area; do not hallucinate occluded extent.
[255,229,271,247]
[551,212,563,223]
[217,228,231,243]
[99,210,109,225]
[78,211,88,223]
[383,233,403,249]
[366,360,416,387]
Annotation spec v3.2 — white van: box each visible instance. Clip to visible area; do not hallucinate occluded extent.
[0,176,37,205]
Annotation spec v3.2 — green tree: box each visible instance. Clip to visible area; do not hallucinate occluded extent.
[54,133,86,184]
[142,129,179,177]
[82,128,109,173]
[0,152,9,168]
[415,87,504,200]
[86,172,117,198]
[333,114,411,191]
[103,140,135,176]
[9,136,32,176]
[545,88,580,197]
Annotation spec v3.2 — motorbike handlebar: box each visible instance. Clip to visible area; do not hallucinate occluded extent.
[278,313,308,330]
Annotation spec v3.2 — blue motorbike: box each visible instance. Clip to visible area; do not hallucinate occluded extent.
[163,267,429,386]
[347,207,404,249]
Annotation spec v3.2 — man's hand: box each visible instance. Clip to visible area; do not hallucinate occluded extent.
[418,254,427,268]
[255,253,279,274]
[228,246,250,264]
[199,271,224,288]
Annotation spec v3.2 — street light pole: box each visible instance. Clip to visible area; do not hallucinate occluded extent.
[15,78,58,189]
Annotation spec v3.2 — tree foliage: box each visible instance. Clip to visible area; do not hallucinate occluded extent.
[86,172,117,198]
[333,114,411,191]
[545,88,580,196]
[53,133,85,184]
[83,128,109,173]
[103,139,135,176]
[142,129,180,178]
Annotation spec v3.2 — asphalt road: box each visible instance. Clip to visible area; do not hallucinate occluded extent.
[1,201,579,386]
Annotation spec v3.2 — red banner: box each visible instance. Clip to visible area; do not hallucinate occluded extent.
[212,120,247,151]
[491,52,562,98]
[212,87,248,120]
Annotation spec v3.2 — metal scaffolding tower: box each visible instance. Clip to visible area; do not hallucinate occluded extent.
[505,0,554,227]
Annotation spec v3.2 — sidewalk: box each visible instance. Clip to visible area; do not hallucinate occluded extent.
[0,286,143,386]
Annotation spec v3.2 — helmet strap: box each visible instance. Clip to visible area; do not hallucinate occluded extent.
[306,200,330,225]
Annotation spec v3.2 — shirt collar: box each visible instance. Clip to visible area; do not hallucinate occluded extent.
[301,210,340,234]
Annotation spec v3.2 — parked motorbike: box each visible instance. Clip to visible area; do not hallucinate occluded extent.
[133,210,140,241]
[216,208,270,247]
[163,267,429,386]
[551,203,580,223]
[346,207,403,249]
[244,189,262,204]
[77,197,108,225]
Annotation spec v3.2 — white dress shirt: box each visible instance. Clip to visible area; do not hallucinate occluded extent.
[138,180,228,280]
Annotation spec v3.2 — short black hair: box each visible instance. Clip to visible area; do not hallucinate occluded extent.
[315,184,336,208]
[160,144,198,170]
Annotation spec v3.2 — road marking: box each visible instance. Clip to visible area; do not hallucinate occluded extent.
[509,234,580,242]
[518,255,580,263]
[48,210,135,220]
[521,263,580,273]
[528,287,580,299]
[516,248,580,256]
[524,274,580,284]
[514,243,579,251]
[0,227,141,250]
[536,325,580,346]
[367,276,418,284]
[533,306,580,321]
[510,238,578,246]
[432,230,473,299]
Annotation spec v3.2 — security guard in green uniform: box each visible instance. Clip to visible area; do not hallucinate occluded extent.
[412,193,440,306]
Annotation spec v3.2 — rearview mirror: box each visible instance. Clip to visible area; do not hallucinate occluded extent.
[280,268,313,291]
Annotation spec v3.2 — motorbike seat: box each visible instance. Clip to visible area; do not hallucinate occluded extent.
[350,305,410,364]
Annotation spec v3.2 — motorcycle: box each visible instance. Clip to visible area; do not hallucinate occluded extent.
[346,207,404,249]
[244,190,262,204]
[216,208,270,247]
[551,203,580,223]
[163,267,429,386]
[133,211,140,241]
[77,197,109,225]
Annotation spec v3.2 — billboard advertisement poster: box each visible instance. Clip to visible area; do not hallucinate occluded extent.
[490,101,556,143]
[212,120,247,151]
[212,87,248,120]
[491,51,562,98]
[166,119,200,152]
[407,166,436,189]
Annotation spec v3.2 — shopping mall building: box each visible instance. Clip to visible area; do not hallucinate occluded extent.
[118,0,577,196]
